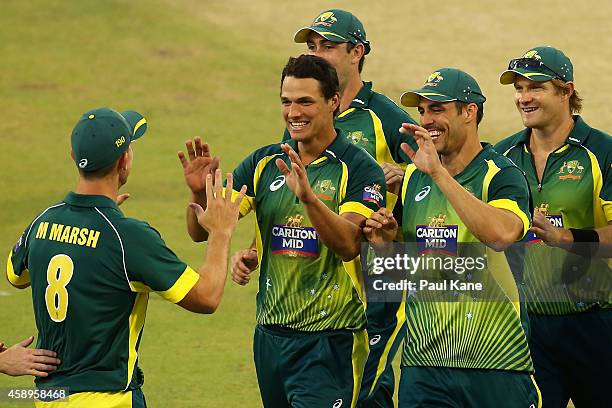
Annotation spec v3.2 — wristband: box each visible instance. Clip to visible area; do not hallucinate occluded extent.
[568,228,599,257]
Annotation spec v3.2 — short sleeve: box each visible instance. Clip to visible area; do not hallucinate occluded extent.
[123,221,198,303]
[487,166,532,239]
[7,226,31,289]
[339,151,387,218]
[228,148,273,217]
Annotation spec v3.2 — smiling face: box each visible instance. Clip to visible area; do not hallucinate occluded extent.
[417,99,470,156]
[513,76,570,129]
[281,76,339,142]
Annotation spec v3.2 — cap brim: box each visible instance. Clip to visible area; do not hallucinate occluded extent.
[121,111,147,140]
[293,26,348,43]
[499,69,555,85]
[400,90,456,107]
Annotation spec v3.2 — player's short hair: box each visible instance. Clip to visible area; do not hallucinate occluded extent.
[345,42,366,73]
[551,78,583,114]
[281,54,340,101]
[455,101,484,126]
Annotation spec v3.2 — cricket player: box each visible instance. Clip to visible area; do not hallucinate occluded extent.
[496,46,612,407]
[231,10,417,406]
[364,68,541,407]
[0,337,59,377]
[7,107,245,407]
[185,54,387,407]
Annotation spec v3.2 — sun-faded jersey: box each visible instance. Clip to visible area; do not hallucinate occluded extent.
[7,193,199,392]
[495,116,612,315]
[231,133,386,331]
[399,144,534,372]
[283,81,418,210]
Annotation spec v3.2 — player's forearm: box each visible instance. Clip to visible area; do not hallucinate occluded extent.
[187,191,209,242]
[432,169,523,251]
[596,224,612,257]
[302,197,362,261]
[195,230,232,313]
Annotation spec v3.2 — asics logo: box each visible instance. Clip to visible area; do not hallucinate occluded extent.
[415,186,431,201]
[270,175,286,191]
[78,159,88,169]
[370,335,381,346]
[333,399,343,408]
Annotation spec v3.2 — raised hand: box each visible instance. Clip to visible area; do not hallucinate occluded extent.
[400,123,443,178]
[189,169,246,237]
[275,143,316,204]
[178,137,220,195]
[381,163,404,196]
[231,249,259,285]
[363,208,398,245]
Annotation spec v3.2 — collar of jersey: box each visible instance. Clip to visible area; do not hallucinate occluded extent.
[64,192,120,210]
[284,128,350,164]
[347,81,373,109]
[453,142,494,180]
[514,115,591,148]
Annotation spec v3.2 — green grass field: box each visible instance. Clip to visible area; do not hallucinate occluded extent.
[1,0,610,406]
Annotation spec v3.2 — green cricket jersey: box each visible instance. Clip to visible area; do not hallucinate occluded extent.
[283,81,418,209]
[495,116,612,315]
[7,193,198,392]
[231,132,386,332]
[399,144,534,372]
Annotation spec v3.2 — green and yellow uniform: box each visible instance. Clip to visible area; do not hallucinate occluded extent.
[7,193,198,408]
[495,115,612,407]
[398,144,540,407]
[283,81,418,407]
[232,132,386,408]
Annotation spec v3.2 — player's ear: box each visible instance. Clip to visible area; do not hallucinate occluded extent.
[117,151,130,171]
[70,150,75,160]
[561,81,575,101]
[465,103,478,123]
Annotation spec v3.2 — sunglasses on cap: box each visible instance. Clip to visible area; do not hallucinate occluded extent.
[508,57,567,81]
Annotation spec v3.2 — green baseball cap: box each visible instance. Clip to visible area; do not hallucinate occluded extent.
[71,107,147,172]
[400,68,486,107]
[294,9,371,55]
[500,46,573,85]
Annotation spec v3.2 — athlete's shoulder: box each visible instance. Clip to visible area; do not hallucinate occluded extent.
[368,89,417,125]
[487,146,522,170]
[109,215,163,242]
[494,129,528,156]
[581,120,612,155]
[343,140,380,169]
[250,142,284,160]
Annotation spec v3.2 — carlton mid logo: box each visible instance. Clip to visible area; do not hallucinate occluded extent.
[363,184,383,208]
[558,160,584,180]
[424,71,444,87]
[271,214,319,258]
[416,213,458,256]
[523,50,542,60]
[313,11,337,26]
